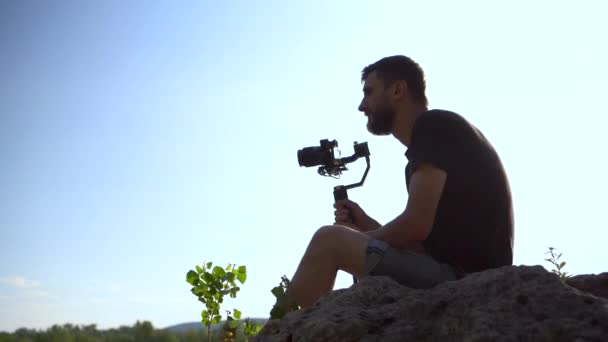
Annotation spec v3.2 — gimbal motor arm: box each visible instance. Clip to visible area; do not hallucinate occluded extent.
[333,154,370,202]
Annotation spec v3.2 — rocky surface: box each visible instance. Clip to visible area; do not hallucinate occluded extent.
[566,272,608,301]
[252,265,608,342]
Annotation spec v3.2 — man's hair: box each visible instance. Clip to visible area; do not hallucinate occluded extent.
[361,55,428,107]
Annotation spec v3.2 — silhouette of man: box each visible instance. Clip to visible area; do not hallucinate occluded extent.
[284,55,514,310]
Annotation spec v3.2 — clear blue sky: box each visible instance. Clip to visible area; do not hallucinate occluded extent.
[1,0,607,333]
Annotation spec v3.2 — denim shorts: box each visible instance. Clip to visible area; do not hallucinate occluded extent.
[359,239,459,289]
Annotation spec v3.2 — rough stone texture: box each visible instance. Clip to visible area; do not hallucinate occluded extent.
[567,273,608,301]
[252,265,608,342]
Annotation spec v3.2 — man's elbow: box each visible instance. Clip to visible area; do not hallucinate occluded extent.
[392,220,432,249]
[374,212,434,249]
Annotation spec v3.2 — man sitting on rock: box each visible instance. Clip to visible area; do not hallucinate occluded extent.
[284,55,514,311]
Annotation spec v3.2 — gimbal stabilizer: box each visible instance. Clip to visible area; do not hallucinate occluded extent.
[297,139,371,201]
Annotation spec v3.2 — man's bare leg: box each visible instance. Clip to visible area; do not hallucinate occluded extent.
[285,225,370,309]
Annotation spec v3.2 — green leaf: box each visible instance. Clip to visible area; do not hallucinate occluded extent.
[203,272,215,283]
[238,265,247,273]
[196,265,203,274]
[206,261,213,269]
[559,261,566,268]
[237,266,247,283]
[209,301,219,311]
[226,264,233,271]
[228,319,240,329]
[213,266,226,278]
[191,287,206,296]
[213,280,223,291]
[212,315,221,325]
[226,273,236,283]
[186,271,199,286]
[234,309,241,319]
[271,286,285,298]
[270,304,286,320]
[202,311,209,326]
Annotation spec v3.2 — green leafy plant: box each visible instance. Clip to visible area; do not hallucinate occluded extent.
[243,318,263,340]
[186,261,264,342]
[269,275,301,320]
[544,247,573,283]
[186,261,247,342]
[221,309,240,342]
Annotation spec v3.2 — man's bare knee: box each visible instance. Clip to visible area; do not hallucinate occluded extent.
[310,225,356,247]
[308,225,369,275]
[311,225,337,241]
[307,225,358,259]
[303,225,336,259]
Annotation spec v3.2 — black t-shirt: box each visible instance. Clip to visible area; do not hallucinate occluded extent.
[405,109,514,274]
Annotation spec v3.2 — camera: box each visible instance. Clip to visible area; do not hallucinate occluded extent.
[297,139,370,200]
[297,139,339,169]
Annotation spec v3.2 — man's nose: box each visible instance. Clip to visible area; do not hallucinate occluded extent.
[358,100,366,112]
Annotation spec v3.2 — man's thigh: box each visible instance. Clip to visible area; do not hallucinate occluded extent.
[321,225,371,278]
[360,239,458,289]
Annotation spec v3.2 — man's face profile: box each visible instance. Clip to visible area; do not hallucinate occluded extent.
[359,72,395,136]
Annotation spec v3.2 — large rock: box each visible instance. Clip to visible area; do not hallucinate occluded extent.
[567,272,608,301]
[252,265,608,341]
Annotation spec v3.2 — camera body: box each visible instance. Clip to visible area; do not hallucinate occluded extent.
[297,139,370,201]
[297,139,369,178]
[297,139,338,168]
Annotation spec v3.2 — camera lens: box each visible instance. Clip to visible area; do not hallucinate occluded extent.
[298,146,325,167]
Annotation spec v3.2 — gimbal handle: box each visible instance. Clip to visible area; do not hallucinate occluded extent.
[333,186,348,201]
[332,155,370,286]
[332,156,370,202]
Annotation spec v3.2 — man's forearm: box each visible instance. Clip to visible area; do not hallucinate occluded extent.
[366,213,427,250]
[364,217,382,232]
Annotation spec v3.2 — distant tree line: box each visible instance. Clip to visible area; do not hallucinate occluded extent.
[0,320,251,342]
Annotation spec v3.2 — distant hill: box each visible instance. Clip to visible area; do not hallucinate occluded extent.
[163,322,206,333]
[163,318,267,333]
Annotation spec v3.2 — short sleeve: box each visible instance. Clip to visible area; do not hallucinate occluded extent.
[404,111,459,172]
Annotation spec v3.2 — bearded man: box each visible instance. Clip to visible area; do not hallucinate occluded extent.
[283,55,514,310]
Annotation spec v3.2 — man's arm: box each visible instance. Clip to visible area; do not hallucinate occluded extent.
[366,162,447,249]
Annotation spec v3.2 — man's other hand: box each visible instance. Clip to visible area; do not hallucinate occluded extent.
[333,199,381,232]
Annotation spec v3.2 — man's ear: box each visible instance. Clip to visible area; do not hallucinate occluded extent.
[392,80,409,101]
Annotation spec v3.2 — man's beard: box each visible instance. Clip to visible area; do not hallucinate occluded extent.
[366,106,395,135]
